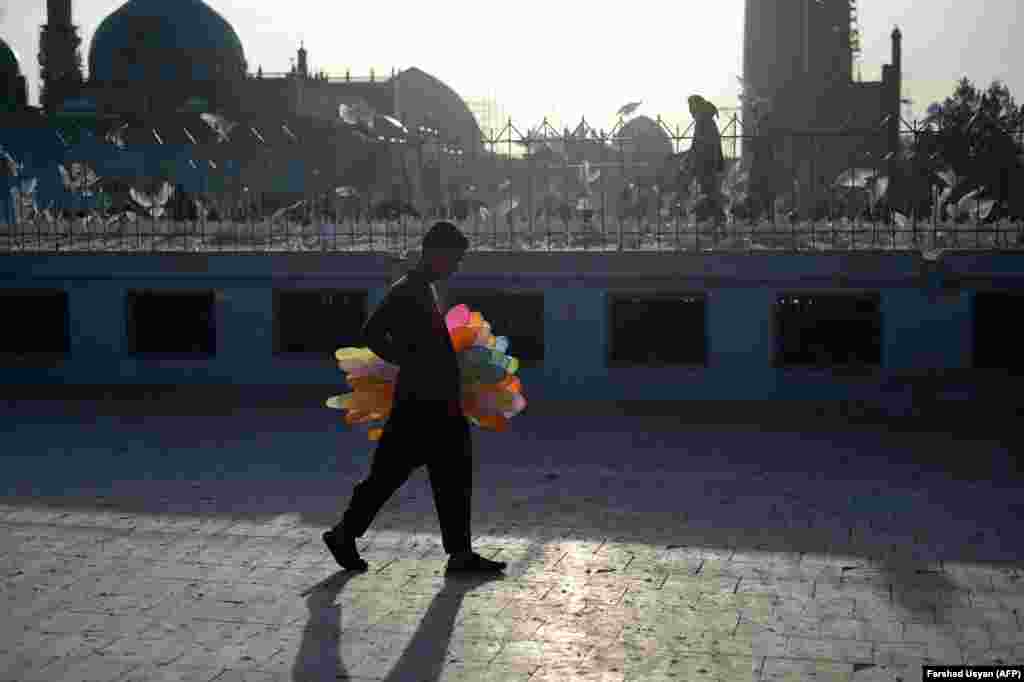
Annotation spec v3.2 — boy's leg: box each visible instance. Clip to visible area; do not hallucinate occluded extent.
[425,416,473,556]
[335,426,417,540]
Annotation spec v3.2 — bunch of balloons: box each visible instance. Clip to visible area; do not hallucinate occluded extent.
[326,304,527,440]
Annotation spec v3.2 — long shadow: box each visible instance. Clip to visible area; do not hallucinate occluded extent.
[3,390,1024,659]
[375,572,508,682]
[291,569,363,681]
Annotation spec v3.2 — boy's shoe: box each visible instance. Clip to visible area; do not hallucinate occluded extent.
[323,530,368,571]
[445,552,506,574]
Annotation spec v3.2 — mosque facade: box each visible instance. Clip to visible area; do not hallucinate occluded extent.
[1,0,485,214]
[742,0,903,211]
[1,39,29,113]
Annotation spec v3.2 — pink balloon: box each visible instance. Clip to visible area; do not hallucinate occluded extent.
[446,304,470,332]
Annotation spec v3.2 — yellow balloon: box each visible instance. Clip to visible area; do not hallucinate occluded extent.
[335,347,373,363]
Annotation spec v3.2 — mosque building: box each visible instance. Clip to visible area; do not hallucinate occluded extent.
[1,0,486,213]
[742,0,904,210]
[0,38,29,113]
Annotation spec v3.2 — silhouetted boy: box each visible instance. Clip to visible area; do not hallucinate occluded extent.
[324,221,507,575]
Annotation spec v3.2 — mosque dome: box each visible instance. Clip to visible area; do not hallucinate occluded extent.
[393,67,483,156]
[1,38,21,77]
[87,0,246,84]
[618,115,673,158]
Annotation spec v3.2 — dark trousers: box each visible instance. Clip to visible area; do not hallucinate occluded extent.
[338,403,472,555]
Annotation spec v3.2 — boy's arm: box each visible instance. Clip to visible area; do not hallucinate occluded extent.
[361,289,410,366]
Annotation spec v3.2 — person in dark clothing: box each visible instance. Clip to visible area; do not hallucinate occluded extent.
[688,95,725,197]
[324,221,507,575]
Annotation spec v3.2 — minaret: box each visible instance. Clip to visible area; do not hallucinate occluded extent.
[297,41,308,79]
[889,26,902,154]
[39,0,83,113]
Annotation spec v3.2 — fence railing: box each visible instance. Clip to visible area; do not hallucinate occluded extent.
[2,115,1022,254]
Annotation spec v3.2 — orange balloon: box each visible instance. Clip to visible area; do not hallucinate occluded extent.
[451,326,478,352]
[475,414,508,432]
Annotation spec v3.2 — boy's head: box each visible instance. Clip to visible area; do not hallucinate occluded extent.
[419,221,469,280]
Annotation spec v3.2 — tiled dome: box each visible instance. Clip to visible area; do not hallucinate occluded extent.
[87,0,246,83]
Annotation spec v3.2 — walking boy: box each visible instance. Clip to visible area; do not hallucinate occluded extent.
[324,221,507,575]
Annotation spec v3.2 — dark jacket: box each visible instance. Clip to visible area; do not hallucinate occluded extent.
[693,114,725,177]
[361,267,463,413]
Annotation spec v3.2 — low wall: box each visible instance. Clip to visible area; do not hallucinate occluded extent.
[2,252,1022,408]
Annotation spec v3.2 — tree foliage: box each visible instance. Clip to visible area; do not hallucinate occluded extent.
[921,78,1023,199]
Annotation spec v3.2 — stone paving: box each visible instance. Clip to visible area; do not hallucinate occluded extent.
[2,390,1023,681]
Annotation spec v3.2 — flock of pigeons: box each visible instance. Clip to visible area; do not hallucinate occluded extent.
[1,97,1017,232]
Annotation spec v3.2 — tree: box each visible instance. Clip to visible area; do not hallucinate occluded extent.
[922,78,1023,210]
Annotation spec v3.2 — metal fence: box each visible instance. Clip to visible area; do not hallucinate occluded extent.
[3,114,1023,254]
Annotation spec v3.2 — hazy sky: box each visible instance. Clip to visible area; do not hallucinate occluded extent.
[2,0,1019,134]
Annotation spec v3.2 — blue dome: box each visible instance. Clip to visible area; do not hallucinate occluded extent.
[87,0,246,83]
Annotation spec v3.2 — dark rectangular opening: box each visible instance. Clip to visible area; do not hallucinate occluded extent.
[445,290,544,368]
[273,289,368,355]
[0,289,69,362]
[973,291,1024,374]
[127,290,216,355]
[774,292,882,368]
[608,293,707,367]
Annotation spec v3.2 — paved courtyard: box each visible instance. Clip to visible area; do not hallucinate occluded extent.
[2,387,1023,681]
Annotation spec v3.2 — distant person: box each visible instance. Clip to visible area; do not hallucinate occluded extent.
[324,221,507,575]
[688,95,726,221]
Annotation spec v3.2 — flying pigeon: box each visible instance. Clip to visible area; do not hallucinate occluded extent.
[833,168,876,190]
[339,100,376,127]
[105,123,128,149]
[58,162,101,194]
[496,197,519,218]
[948,189,996,222]
[579,160,600,187]
[380,115,408,135]
[130,181,175,218]
[200,113,237,143]
[736,77,771,108]
[0,146,17,178]
[272,200,306,221]
[281,123,299,142]
[617,101,642,118]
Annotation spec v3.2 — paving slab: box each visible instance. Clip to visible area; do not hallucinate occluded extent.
[1,388,1022,680]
